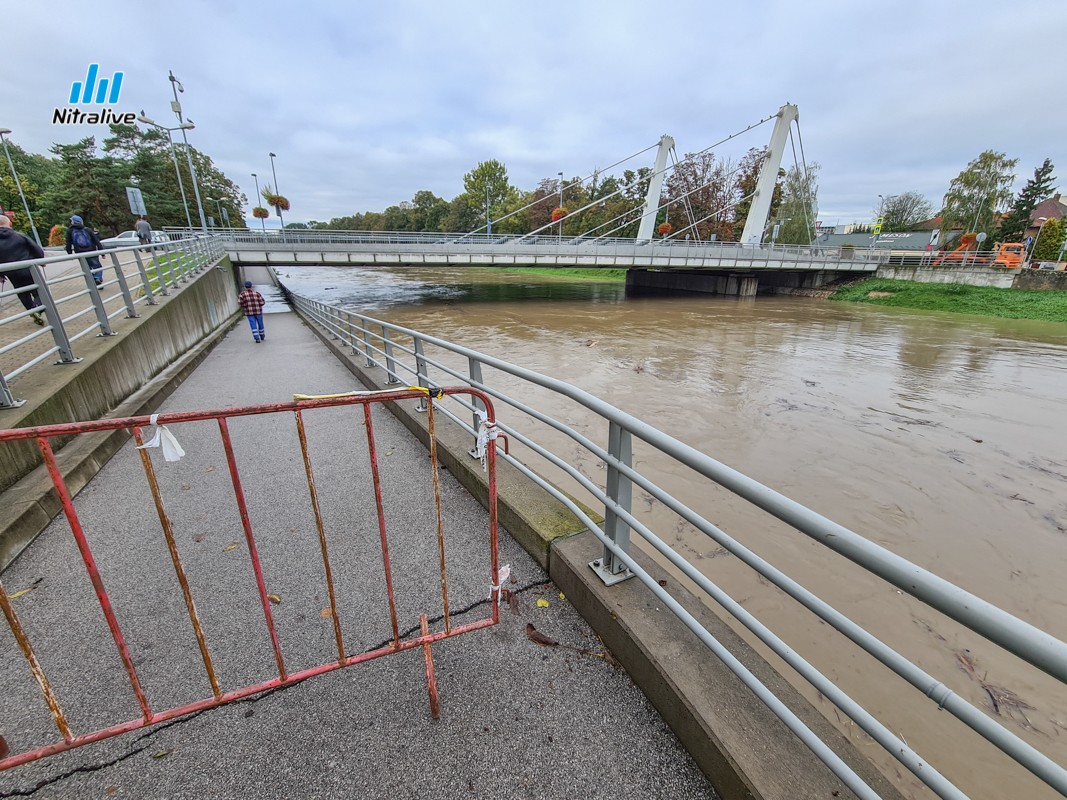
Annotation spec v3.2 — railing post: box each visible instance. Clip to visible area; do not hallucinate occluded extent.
[108,251,139,318]
[592,420,634,585]
[132,250,159,302]
[80,256,114,336]
[414,337,428,411]
[31,264,79,364]
[161,243,180,288]
[0,369,23,408]
[360,320,374,367]
[467,357,485,457]
[383,327,401,384]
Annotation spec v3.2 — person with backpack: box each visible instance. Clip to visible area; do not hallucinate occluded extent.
[65,215,104,285]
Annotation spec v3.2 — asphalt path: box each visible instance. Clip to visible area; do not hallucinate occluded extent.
[0,308,717,799]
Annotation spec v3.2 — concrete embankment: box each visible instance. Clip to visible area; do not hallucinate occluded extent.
[290,290,902,800]
[0,256,239,569]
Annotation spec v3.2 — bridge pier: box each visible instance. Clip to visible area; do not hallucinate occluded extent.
[626,269,759,298]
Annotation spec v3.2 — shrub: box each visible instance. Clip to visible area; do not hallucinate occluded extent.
[48,224,66,247]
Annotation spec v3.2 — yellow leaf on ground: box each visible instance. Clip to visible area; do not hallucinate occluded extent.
[536,598,550,608]
[152,749,171,759]
[9,588,34,600]
[223,543,238,552]
[320,607,333,618]
[558,592,566,601]
[268,594,282,604]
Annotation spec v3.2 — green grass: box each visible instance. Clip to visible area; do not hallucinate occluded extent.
[499,267,627,281]
[830,278,1067,323]
[143,253,190,292]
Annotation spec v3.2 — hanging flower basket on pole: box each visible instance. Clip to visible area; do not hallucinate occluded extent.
[658,222,672,236]
[252,207,270,220]
[551,207,567,222]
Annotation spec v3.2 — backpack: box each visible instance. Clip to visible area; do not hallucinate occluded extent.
[71,227,93,250]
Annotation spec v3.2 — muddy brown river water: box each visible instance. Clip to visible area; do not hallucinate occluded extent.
[283,266,1067,799]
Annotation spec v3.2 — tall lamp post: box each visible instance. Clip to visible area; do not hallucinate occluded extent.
[168,70,208,233]
[557,171,564,242]
[137,113,195,230]
[251,173,266,234]
[1029,216,1048,264]
[269,152,285,229]
[0,129,42,247]
[873,194,896,250]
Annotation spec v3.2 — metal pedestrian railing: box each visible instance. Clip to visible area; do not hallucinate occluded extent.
[0,387,500,770]
[167,226,890,269]
[289,290,1067,800]
[0,236,225,408]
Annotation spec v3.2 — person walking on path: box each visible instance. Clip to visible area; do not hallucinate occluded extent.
[135,216,152,249]
[65,215,105,285]
[0,215,45,325]
[237,280,266,342]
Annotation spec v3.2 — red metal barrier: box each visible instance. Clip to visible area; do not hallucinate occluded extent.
[0,387,499,770]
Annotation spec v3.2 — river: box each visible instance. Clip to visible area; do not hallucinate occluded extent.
[280,265,1067,799]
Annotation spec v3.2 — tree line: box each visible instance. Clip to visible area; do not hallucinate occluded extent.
[0,124,244,244]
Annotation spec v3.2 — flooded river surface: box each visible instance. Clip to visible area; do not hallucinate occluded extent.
[282,266,1067,799]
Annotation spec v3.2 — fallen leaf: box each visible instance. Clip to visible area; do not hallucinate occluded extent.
[536,598,549,608]
[526,623,559,648]
[105,787,118,796]
[192,533,206,543]
[385,450,393,456]
[151,749,171,759]
[289,527,296,533]
[320,607,332,618]
[658,579,667,587]
[206,466,216,473]
[509,572,517,585]
[268,594,282,605]
[9,588,35,601]
[180,485,190,492]
[558,592,566,601]
[223,543,238,552]
[508,592,520,616]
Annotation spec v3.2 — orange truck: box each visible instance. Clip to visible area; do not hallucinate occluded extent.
[932,234,1026,268]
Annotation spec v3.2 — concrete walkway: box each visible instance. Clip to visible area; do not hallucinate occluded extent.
[0,307,717,799]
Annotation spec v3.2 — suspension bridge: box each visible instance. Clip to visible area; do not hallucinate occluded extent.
[212,104,889,297]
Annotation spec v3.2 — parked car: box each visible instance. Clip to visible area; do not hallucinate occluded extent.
[99,230,168,248]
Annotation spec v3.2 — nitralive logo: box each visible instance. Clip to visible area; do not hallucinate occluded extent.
[52,64,136,125]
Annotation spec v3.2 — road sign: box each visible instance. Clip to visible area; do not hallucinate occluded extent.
[126,187,147,216]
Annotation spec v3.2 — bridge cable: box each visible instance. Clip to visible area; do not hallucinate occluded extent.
[455,140,663,241]
[516,114,777,241]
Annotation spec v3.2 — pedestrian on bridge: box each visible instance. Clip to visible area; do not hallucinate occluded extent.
[65,215,104,285]
[0,215,45,325]
[237,280,266,342]
[135,216,152,249]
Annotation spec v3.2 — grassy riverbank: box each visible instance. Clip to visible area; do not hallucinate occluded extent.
[830,278,1067,323]
[501,267,627,281]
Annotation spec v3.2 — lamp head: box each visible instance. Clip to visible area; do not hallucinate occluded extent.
[180,120,195,130]
[136,113,154,125]
[269,152,277,158]
[0,128,11,136]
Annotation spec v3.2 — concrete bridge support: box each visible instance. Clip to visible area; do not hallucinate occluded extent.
[626,269,759,297]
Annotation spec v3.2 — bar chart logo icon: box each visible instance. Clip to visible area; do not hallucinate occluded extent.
[69,64,124,104]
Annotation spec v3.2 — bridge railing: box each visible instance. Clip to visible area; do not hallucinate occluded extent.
[167,227,890,266]
[287,289,1067,800]
[0,236,225,409]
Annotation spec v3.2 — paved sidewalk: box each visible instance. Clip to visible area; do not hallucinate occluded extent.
[0,309,717,799]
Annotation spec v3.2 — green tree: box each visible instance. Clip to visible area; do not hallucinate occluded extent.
[939,150,1017,237]
[879,191,934,232]
[998,159,1056,243]
[462,160,511,231]
[441,195,480,232]
[773,162,820,245]
[411,190,448,231]
[1032,216,1064,261]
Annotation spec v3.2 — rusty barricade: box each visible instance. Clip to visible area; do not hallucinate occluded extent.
[0,387,500,771]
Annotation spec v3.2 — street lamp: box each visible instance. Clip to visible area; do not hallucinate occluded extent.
[168,70,208,233]
[874,194,896,250]
[137,113,195,230]
[269,152,285,229]
[251,173,266,234]
[1029,216,1049,264]
[557,171,564,242]
[205,197,225,230]
[0,129,42,247]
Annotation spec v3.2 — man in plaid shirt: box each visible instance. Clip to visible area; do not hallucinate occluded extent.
[237,280,267,342]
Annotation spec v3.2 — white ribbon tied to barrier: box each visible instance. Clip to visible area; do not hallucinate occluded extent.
[489,564,511,605]
[136,413,186,462]
[473,409,498,473]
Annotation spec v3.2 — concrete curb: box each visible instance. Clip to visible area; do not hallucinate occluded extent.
[0,314,240,571]
[291,305,903,800]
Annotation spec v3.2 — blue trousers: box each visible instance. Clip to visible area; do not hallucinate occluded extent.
[246,314,265,340]
[86,256,103,284]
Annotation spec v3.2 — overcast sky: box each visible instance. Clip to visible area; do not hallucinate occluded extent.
[6,0,1066,230]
